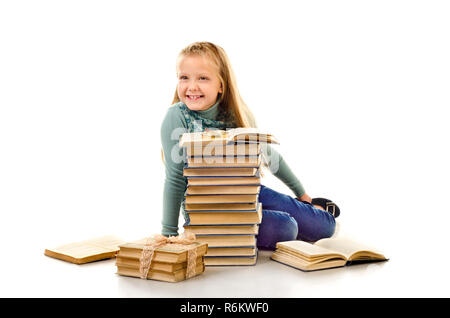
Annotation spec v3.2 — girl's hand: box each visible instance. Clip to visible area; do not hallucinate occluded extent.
[297,193,312,203]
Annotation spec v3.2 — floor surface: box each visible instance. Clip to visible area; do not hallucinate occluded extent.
[4,218,448,298]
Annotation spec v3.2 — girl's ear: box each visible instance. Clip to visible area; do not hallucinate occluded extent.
[219,82,223,94]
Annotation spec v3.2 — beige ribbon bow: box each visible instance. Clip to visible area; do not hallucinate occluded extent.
[139,232,197,280]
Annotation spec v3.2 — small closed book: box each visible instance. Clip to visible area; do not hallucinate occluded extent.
[186,143,261,157]
[186,155,261,168]
[183,166,259,177]
[206,246,257,257]
[187,176,261,186]
[117,238,208,263]
[195,234,256,248]
[44,235,126,264]
[204,251,258,266]
[116,262,205,283]
[184,224,259,235]
[184,202,258,211]
[186,202,262,225]
[184,193,258,204]
[271,237,388,272]
[186,185,260,195]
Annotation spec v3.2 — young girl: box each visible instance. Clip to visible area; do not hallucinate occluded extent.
[160,41,338,249]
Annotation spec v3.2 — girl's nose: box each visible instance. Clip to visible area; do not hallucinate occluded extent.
[188,80,200,90]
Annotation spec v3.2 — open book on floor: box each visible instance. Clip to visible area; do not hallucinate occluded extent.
[44,235,126,264]
[271,237,388,272]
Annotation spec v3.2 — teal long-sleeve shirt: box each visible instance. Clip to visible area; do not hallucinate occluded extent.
[160,101,306,237]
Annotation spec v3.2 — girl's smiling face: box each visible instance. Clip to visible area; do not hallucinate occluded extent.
[177,54,223,111]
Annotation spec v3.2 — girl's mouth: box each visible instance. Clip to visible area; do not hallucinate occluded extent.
[187,95,203,101]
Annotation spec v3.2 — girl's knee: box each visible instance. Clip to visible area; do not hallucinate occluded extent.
[297,215,336,242]
[257,210,298,250]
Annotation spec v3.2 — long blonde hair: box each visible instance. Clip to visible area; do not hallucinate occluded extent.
[172,41,257,128]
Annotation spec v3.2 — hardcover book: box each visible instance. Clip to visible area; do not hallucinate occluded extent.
[179,128,279,147]
[184,193,258,204]
[204,252,258,266]
[116,238,208,263]
[186,185,260,195]
[186,143,261,157]
[44,235,126,264]
[187,176,261,186]
[205,246,257,257]
[115,237,208,282]
[186,155,261,168]
[115,255,204,273]
[271,237,388,272]
[194,234,256,248]
[116,262,205,283]
[183,166,259,177]
[184,224,259,235]
[186,203,262,225]
[184,202,258,211]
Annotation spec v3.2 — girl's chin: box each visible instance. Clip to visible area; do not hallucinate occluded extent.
[184,102,213,111]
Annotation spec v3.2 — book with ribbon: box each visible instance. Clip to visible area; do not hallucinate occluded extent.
[115,232,208,283]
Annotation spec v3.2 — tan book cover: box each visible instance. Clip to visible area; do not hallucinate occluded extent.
[204,254,257,266]
[117,239,208,263]
[186,185,260,195]
[186,143,261,157]
[205,246,257,257]
[115,255,204,273]
[44,235,126,264]
[116,262,205,283]
[184,224,259,235]
[271,238,388,272]
[186,155,261,168]
[185,193,258,204]
[179,128,279,148]
[183,167,258,177]
[187,176,261,186]
[195,234,256,248]
[186,203,262,225]
[184,202,258,211]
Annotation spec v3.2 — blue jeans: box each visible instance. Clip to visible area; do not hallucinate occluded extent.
[256,185,336,250]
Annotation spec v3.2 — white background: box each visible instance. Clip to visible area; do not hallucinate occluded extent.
[1,0,449,297]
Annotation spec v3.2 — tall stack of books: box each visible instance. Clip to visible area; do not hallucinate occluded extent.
[179,128,278,266]
[115,237,208,282]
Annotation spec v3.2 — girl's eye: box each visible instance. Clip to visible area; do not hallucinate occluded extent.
[200,77,208,80]
[179,76,188,80]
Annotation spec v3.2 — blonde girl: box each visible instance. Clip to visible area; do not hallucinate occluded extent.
[160,41,338,249]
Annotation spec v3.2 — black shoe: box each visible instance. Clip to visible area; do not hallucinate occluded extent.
[311,197,340,218]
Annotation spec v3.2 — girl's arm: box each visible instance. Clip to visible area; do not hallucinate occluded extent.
[160,106,187,237]
[261,143,306,198]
